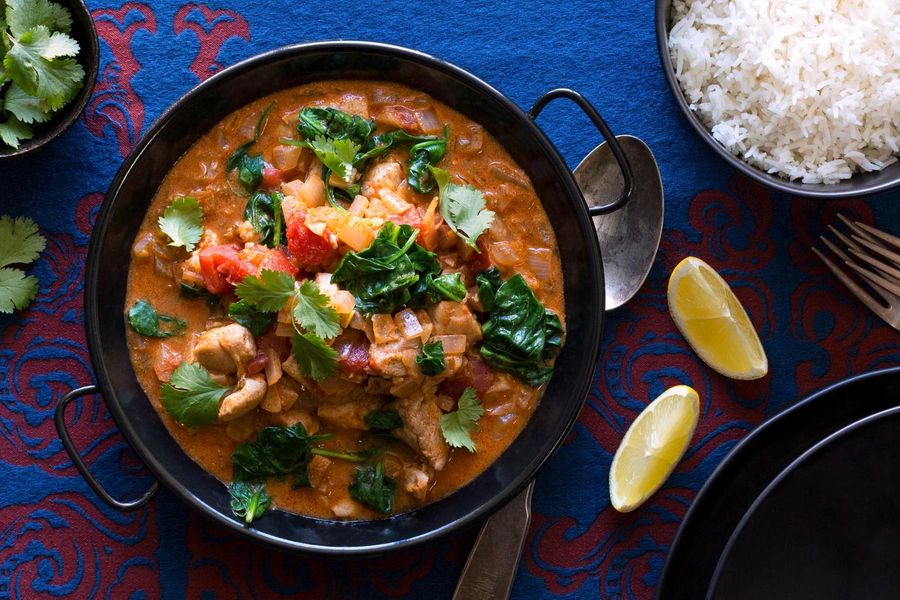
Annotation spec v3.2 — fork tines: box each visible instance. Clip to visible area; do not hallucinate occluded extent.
[813,214,900,330]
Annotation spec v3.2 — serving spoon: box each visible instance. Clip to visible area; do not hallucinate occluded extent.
[452,135,663,600]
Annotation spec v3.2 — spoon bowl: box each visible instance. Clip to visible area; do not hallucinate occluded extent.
[575,135,664,310]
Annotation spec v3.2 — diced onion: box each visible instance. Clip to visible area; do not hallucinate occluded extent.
[489,241,521,267]
[153,256,174,279]
[349,195,369,215]
[337,217,375,251]
[371,314,399,344]
[265,348,282,386]
[395,309,423,339]
[132,233,155,258]
[527,248,553,281]
[431,334,467,355]
[416,107,441,133]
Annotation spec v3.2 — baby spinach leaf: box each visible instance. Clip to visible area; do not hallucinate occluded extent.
[364,409,403,432]
[160,362,230,428]
[475,267,502,312]
[479,273,562,386]
[244,191,285,247]
[226,101,275,193]
[348,461,395,514]
[439,387,484,452]
[228,299,275,337]
[416,340,445,376]
[232,422,324,487]
[128,300,187,338]
[229,480,271,525]
[426,272,466,304]
[180,282,221,308]
[297,107,374,147]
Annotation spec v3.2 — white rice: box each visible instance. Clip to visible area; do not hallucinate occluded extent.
[668,0,900,184]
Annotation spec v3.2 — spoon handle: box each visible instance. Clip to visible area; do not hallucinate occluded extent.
[452,481,535,600]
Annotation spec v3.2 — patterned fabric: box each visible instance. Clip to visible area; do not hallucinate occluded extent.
[1,1,898,598]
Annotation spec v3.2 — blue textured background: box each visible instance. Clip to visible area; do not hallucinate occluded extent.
[1,1,899,598]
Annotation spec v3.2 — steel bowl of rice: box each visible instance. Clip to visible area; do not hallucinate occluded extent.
[656,0,900,199]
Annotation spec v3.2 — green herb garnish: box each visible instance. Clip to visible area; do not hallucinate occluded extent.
[479,273,562,386]
[364,409,403,432]
[158,196,203,252]
[0,214,45,313]
[416,340,445,376]
[244,190,285,247]
[128,299,187,338]
[228,299,275,337]
[291,331,339,381]
[229,480,271,525]
[431,167,495,249]
[439,387,484,452]
[0,0,85,149]
[226,101,275,193]
[348,461,395,514]
[160,362,230,428]
[330,221,463,315]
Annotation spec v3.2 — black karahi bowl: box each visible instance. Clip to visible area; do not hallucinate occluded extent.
[56,41,633,556]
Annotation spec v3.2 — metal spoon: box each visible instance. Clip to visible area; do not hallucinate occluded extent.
[452,135,663,600]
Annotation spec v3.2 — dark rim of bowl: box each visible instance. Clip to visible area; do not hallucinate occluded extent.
[656,365,900,597]
[84,40,604,555]
[654,0,900,199]
[0,0,99,159]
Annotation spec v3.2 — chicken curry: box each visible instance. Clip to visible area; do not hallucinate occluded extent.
[125,81,565,522]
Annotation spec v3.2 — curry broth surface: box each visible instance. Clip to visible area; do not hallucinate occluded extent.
[126,81,565,520]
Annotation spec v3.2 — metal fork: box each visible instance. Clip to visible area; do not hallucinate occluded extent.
[812,214,900,331]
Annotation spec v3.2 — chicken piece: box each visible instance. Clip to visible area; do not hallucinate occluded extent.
[403,464,432,501]
[393,393,449,470]
[308,454,332,489]
[270,408,320,435]
[362,161,403,200]
[191,324,257,376]
[428,301,482,344]
[317,396,382,430]
[218,375,267,421]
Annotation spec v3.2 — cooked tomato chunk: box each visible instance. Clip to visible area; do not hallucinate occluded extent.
[261,166,285,189]
[198,244,297,293]
[286,214,335,270]
[199,244,242,294]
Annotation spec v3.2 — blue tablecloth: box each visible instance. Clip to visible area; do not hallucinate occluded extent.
[1,1,899,598]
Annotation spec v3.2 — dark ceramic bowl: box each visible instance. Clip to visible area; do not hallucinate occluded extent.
[0,0,99,159]
[655,0,900,199]
[55,42,635,556]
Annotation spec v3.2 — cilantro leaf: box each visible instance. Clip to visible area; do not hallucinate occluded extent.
[307,135,359,182]
[4,25,83,110]
[235,269,295,312]
[0,115,31,148]
[292,280,340,339]
[431,167,495,249]
[4,82,50,123]
[416,340,445,376]
[157,196,203,252]
[160,362,230,428]
[228,299,276,337]
[6,0,73,37]
[291,331,338,381]
[0,214,46,267]
[439,387,484,452]
[128,300,186,338]
[0,266,38,313]
[229,480,271,525]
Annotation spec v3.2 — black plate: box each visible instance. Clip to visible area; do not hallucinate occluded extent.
[657,367,900,598]
[73,42,612,556]
[709,405,900,599]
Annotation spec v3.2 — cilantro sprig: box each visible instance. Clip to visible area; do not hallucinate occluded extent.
[439,387,484,452]
[158,196,203,252]
[431,167,495,249]
[160,362,230,428]
[0,214,45,313]
[0,0,85,149]
[234,270,340,380]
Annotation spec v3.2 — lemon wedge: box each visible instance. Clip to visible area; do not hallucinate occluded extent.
[609,385,700,512]
[667,256,768,380]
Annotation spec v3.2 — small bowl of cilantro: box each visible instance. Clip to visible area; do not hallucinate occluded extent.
[0,0,98,158]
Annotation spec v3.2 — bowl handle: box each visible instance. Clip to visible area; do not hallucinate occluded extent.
[529,88,634,216]
[55,385,159,511]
